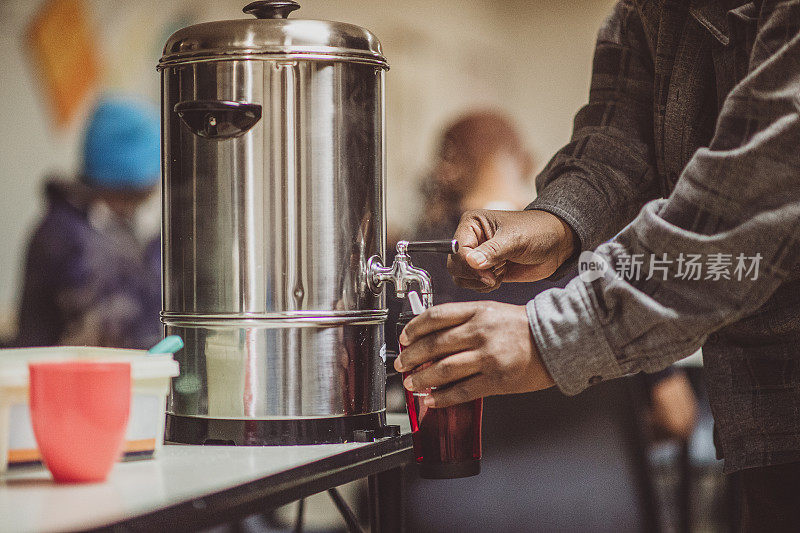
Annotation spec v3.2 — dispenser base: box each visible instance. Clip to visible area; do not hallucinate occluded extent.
[165,411,387,445]
[418,459,481,479]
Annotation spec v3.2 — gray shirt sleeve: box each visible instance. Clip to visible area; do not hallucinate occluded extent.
[530,2,800,395]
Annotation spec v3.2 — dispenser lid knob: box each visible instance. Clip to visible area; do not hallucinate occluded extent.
[243,1,300,19]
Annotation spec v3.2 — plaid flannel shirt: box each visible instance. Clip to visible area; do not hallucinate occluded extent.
[527,0,800,472]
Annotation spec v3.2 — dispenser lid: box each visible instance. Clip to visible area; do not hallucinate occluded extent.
[159,1,388,69]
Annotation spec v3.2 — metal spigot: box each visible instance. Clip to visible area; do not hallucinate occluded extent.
[366,239,458,309]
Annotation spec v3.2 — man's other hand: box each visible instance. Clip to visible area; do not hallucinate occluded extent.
[394,301,555,407]
[448,209,576,292]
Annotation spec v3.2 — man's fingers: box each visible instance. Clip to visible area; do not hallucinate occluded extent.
[472,283,502,293]
[403,351,481,391]
[395,324,477,372]
[425,374,488,408]
[465,231,514,270]
[452,212,488,251]
[447,252,497,285]
[453,275,500,291]
[452,210,503,273]
[452,277,490,290]
[397,302,478,350]
[491,262,507,278]
[454,277,503,293]
[447,253,479,279]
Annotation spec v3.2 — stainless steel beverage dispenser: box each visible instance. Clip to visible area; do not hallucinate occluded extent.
[159,0,442,445]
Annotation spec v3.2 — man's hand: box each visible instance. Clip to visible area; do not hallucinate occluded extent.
[394,301,555,407]
[448,209,576,292]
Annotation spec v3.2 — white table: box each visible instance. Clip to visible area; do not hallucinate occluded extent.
[0,430,412,533]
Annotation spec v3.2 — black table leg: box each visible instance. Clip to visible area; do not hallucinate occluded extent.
[294,498,305,533]
[368,475,380,533]
[369,466,405,533]
[327,488,364,533]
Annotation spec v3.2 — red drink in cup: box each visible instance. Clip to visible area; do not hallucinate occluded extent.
[398,312,482,478]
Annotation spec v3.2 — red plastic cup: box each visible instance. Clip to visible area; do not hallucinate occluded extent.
[28,361,131,483]
[398,313,482,479]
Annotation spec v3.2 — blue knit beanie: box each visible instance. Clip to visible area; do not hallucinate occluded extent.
[82,96,161,191]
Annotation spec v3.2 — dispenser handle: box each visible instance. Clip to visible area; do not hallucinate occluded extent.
[404,240,459,255]
[243,1,300,19]
[174,100,262,141]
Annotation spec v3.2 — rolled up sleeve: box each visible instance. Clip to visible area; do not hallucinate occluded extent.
[527,281,622,396]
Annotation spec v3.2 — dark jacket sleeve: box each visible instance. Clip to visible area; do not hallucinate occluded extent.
[527,0,661,262]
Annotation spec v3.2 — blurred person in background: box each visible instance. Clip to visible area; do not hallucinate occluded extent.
[404,110,697,441]
[417,111,535,242]
[14,95,162,350]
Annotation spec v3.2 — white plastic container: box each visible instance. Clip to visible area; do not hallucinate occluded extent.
[0,346,179,474]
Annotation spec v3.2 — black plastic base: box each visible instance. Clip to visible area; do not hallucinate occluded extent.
[418,459,481,479]
[166,411,387,446]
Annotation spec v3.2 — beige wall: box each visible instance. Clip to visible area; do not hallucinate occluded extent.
[0,0,615,323]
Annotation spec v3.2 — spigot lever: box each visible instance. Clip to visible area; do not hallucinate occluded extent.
[405,240,459,255]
